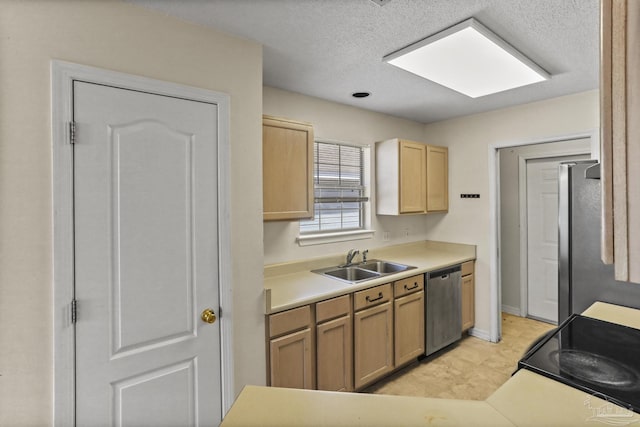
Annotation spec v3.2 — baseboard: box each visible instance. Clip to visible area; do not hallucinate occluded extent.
[467,327,491,342]
[501,304,522,316]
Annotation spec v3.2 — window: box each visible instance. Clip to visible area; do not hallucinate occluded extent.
[300,140,369,235]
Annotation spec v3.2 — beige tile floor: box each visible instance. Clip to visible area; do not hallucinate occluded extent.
[365,313,555,400]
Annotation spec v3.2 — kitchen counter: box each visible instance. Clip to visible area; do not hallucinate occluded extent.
[221,386,515,427]
[221,302,640,426]
[264,240,476,314]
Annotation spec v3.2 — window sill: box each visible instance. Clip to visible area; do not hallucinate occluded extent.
[297,229,375,247]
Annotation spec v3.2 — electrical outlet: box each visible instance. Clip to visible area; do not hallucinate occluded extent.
[403,228,410,238]
[383,231,390,241]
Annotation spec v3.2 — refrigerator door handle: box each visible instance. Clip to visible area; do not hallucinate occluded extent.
[585,162,601,179]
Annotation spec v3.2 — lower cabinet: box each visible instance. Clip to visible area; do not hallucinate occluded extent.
[461,261,475,331]
[266,271,457,391]
[353,284,394,390]
[267,305,314,389]
[393,275,425,367]
[316,295,353,392]
[269,328,313,389]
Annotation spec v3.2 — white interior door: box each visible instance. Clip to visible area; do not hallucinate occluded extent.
[73,81,221,426]
[526,155,587,323]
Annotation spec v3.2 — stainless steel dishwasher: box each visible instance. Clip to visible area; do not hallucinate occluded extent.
[425,265,462,355]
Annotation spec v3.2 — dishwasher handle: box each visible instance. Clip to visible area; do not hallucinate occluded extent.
[427,265,461,279]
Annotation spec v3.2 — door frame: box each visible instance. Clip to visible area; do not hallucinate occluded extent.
[51,60,234,426]
[518,151,590,319]
[488,129,598,342]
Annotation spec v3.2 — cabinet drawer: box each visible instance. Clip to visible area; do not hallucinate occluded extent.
[354,283,392,311]
[461,261,474,277]
[316,294,351,323]
[393,274,424,298]
[269,305,312,338]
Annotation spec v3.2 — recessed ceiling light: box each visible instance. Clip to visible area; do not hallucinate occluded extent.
[352,92,371,98]
[383,18,550,98]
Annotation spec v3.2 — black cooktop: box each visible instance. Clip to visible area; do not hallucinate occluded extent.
[518,314,640,413]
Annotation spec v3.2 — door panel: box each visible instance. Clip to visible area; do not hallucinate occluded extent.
[74,81,221,426]
[527,160,560,322]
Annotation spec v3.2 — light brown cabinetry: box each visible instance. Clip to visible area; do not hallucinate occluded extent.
[399,141,427,213]
[376,138,448,215]
[461,261,475,331]
[600,0,640,283]
[426,145,449,212]
[262,115,314,221]
[316,295,353,392]
[353,284,394,389]
[267,305,314,389]
[393,275,425,367]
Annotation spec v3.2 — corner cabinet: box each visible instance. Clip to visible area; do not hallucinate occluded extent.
[262,115,314,221]
[461,261,475,331]
[600,0,640,283]
[376,138,448,215]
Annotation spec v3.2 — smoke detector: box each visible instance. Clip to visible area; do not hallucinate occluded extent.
[369,0,393,6]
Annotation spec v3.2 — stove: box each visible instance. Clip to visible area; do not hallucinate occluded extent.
[518,314,640,413]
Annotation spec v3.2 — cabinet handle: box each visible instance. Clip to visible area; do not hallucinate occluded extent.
[366,292,384,303]
[404,282,419,291]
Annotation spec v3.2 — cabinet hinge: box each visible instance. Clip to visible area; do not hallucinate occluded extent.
[69,121,76,144]
[71,299,77,324]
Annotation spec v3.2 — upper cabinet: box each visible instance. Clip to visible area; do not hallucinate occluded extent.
[376,138,448,215]
[262,115,314,221]
[600,0,640,283]
[426,145,449,212]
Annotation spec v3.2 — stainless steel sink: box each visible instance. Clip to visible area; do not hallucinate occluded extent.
[312,259,416,284]
[323,267,380,282]
[359,260,414,274]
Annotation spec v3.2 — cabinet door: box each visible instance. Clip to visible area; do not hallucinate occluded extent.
[354,301,393,389]
[269,328,313,389]
[317,315,353,392]
[426,145,448,212]
[399,140,427,214]
[394,291,425,367]
[262,115,314,221]
[461,274,475,331]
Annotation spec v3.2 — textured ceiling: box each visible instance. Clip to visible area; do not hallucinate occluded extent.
[131,0,600,124]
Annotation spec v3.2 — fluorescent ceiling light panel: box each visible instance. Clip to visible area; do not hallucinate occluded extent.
[384,18,550,98]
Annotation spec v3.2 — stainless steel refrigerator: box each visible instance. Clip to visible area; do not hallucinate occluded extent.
[558,160,640,322]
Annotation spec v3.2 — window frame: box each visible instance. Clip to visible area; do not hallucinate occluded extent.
[297,139,374,246]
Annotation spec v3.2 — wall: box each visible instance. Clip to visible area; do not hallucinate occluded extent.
[499,139,591,315]
[263,86,433,264]
[423,90,599,338]
[0,1,264,425]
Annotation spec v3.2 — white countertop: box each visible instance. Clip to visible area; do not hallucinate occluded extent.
[264,240,476,314]
[222,302,640,426]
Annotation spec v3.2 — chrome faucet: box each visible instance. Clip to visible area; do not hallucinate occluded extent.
[341,249,360,267]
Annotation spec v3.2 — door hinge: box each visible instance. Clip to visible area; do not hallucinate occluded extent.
[69,121,76,144]
[71,299,77,324]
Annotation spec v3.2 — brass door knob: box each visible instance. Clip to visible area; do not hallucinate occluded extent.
[201,308,217,324]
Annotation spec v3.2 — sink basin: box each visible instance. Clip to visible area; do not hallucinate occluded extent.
[312,259,416,284]
[359,260,414,274]
[323,267,380,282]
